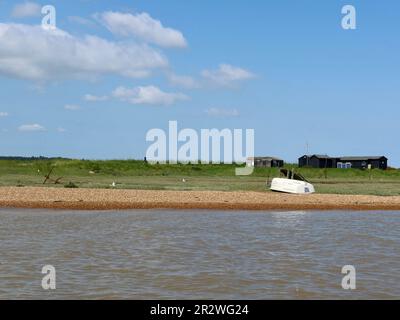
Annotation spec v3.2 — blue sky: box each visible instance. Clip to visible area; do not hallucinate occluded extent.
[0,0,399,166]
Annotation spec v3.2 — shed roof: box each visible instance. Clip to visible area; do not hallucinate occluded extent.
[339,156,387,161]
[247,156,283,161]
[300,155,387,161]
[300,154,331,159]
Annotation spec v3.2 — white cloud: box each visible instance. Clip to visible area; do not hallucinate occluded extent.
[18,124,46,132]
[68,16,96,27]
[0,112,9,117]
[64,104,80,111]
[98,11,187,48]
[205,108,240,117]
[167,72,199,89]
[84,94,108,102]
[112,85,188,106]
[0,23,168,81]
[57,127,66,133]
[201,64,255,87]
[11,2,41,18]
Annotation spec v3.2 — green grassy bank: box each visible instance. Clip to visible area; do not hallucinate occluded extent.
[1,158,400,196]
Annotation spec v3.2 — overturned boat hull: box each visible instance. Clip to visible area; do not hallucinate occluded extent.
[270,178,315,194]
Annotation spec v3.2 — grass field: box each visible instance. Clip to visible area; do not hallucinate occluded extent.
[1,158,400,196]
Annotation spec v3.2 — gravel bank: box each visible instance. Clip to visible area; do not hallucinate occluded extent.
[1,187,400,211]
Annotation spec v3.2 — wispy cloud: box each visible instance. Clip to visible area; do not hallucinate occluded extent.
[11,2,41,18]
[201,64,255,87]
[167,72,200,89]
[84,94,108,102]
[68,16,96,27]
[0,112,9,117]
[64,104,81,111]
[18,124,46,132]
[112,85,188,106]
[205,108,240,117]
[97,11,187,48]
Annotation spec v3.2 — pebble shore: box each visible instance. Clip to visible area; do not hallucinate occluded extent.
[1,187,400,211]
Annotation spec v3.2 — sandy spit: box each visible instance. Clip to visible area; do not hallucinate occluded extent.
[0,187,400,211]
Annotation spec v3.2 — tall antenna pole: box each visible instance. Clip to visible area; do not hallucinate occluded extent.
[306,141,309,166]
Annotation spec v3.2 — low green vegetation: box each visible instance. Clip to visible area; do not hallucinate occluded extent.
[0,158,399,196]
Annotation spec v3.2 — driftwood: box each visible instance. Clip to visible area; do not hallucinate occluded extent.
[42,167,63,185]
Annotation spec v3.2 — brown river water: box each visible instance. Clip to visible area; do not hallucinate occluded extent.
[0,209,399,299]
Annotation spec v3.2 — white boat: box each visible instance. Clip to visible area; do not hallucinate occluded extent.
[270,169,315,194]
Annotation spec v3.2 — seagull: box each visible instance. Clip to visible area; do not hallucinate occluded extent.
[111,182,116,187]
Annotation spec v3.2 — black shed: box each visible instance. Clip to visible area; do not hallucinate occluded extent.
[298,155,336,168]
[247,157,284,168]
[337,156,388,170]
[299,155,388,170]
